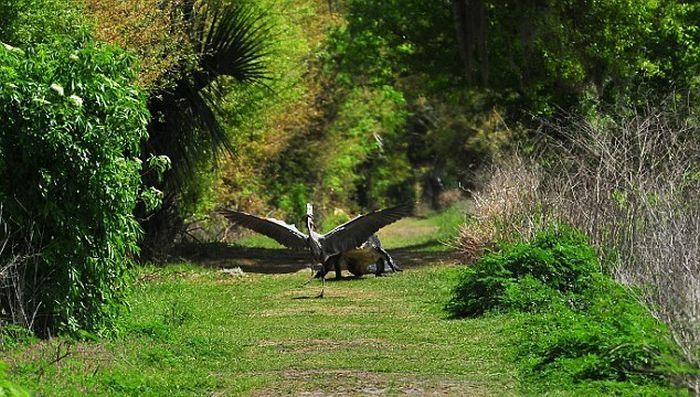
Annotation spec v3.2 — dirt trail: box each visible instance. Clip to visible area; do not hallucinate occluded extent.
[246,370,497,396]
[173,240,460,275]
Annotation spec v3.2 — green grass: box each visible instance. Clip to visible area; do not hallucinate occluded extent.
[379,201,470,250]
[2,264,519,396]
[0,202,520,396]
[4,202,686,396]
[231,232,286,249]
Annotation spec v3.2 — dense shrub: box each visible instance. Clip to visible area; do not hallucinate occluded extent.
[82,0,193,89]
[464,103,700,391]
[447,227,690,392]
[447,226,598,317]
[0,34,149,334]
[0,0,85,47]
[516,277,684,390]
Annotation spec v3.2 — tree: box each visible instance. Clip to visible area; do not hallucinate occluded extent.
[0,34,149,334]
[138,0,270,258]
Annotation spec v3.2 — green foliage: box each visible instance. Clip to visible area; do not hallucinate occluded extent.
[210,0,699,230]
[0,0,85,47]
[0,29,149,334]
[332,0,459,89]
[447,226,598,317]
[319,210,351,234]
[0,363,29,397]
[447,226,690,393]
[516,277,685,391]
[139,0,272,254]
[320,85,411,209]
[213,0,325,214]
[259,84,412,221]
[339,0,699,112]
[0,326,36,351]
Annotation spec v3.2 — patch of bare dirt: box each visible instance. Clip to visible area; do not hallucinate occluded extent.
[256,339,396,354]
[245,369,502,396]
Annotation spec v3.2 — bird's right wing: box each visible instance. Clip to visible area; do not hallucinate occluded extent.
[319,203,413,254]
[218,209,308,250]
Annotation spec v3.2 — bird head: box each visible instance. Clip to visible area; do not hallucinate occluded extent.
[304,203,315,230]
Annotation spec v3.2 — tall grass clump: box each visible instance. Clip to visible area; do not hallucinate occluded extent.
[459,99,700,391]
[0,4,150,335]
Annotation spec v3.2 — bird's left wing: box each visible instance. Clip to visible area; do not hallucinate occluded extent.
[319,203,413,254]
[218,209,308,250]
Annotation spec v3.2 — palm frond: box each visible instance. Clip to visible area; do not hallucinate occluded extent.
[146,0,269,181]
[139,0,271,254]
[192,0,270,89]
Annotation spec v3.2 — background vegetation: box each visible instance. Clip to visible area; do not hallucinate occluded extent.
[205,0,699,227]
[0,0,698,394]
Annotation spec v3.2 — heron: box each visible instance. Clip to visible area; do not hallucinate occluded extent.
[218,202,413,297]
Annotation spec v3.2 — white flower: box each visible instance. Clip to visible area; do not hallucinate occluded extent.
[50,83,64,96]
[68,94,83,107]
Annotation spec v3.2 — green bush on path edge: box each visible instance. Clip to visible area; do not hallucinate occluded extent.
[447,225,697,395]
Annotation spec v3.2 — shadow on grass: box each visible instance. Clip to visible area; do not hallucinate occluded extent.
[172,239,461,274]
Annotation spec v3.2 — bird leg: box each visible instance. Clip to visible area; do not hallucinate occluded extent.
[334,259,342,279]
[315,271,325,298]
[303,264,325,297]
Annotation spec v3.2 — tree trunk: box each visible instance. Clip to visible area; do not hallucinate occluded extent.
[452,0,488,86]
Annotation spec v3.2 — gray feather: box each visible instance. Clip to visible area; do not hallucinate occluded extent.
[319,203,413,255]
[218,209,308,250]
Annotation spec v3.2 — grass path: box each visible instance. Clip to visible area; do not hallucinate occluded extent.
[3,203,524,395]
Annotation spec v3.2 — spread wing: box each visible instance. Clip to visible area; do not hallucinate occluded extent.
[218,209,308,250]
[319,203,413,254]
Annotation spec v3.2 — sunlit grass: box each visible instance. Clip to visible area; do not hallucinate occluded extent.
[0,202,521,396]
[3,201,680,396]
[379,201,470,250]
[3,264,519,396]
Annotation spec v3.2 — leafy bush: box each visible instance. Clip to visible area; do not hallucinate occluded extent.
[447,227,690,393]
[516,277,684,388]
[0,33,149,334]
[467,103,700,390]
[447,226,598,317]
[82,0,193,89]
[0,0,84,47]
